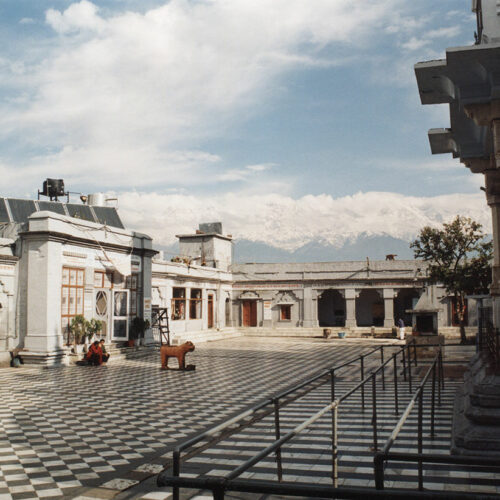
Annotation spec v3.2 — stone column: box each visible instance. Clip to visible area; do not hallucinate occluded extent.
[344,289,357,328]
[383,288,395,328]
[302,286,318,327]
[24,239,64,353]
[464,102,500,325]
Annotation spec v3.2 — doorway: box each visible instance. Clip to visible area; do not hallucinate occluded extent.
[242,300,257,327]
[208,294,214,329]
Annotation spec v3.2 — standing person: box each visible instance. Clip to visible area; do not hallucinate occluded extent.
[397,318,405,341]
[85,340,103,365]
[99,339,110,363]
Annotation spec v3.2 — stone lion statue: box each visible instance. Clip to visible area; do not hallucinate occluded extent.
[160,341,195,370]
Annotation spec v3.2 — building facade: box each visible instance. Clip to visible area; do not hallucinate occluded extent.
[0,197,156,365]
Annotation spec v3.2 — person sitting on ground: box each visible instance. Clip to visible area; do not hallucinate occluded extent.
[85,340,103,366]
[99,339,110,363]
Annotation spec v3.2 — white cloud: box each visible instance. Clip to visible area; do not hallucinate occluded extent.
[0,0,400,192]
[19,18,35,25]
[45,1,105,34]
[114,190,491,250]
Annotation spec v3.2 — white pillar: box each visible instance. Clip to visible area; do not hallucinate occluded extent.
[24,239,64,353]
[383,288,395,328]
[345,289,357,328]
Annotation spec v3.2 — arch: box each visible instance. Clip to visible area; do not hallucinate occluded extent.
[318,289,346,327]
[356,289,384,327]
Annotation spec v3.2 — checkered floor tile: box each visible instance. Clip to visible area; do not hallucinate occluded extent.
[1,338,392,499]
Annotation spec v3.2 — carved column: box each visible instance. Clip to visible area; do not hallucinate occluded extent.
[345,289,357,328]
[383,288,395,328]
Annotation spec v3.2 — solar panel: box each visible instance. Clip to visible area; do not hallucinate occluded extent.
[38,200,66,216]
[66,204,96,223]
[7,199,37,223]
[92,206,125,229]
[0,198,10,223]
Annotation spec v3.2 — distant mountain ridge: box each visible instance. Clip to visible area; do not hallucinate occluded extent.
[157,234,415,264]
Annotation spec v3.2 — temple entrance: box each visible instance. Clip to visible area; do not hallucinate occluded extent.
[318,289,346,327]
[394,289,420,326]
[242,300,257,327]
[356,289,384,327]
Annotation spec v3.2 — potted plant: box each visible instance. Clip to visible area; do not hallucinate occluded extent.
[86,318,103,343]
[130,317,150,346]
[69,315,87,353]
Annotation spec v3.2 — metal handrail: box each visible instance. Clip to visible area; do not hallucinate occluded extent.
[161,340,424,500]
[159,476,500,500]
[166,342,405,500]
[374,349,444,490]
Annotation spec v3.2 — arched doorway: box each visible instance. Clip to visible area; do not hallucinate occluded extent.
[356,289,384,327]
[318,290,346,327]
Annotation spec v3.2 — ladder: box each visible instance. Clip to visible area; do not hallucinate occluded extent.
[151,307,171,346]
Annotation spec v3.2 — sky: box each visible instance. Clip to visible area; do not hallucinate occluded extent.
[0,0,492,249]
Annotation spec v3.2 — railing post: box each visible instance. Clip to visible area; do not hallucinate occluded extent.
[413,339,418,367]
[330,369,335,402]
[402,347,407,382]
[393,354,399,415]
[439,348,445,390]
[331,404,338,488]
[418,389,424,491]
[213,481,225,500]
[273,398,283,481]
[360,355,365,411]
[173,450,180,500]
[380,346,385,390]
[408,347,413,393]
[372,373,378,451]
[431,361,436,439]
[374,453,385,490]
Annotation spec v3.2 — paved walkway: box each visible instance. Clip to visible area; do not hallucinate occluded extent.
[0,338,492,500]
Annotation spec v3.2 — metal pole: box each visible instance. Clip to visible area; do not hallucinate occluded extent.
[439,349,445,390]
[413,340,418,367]
[393,354,399,415]
[380,346,385,390]
[374,453,385,490]
[330,369,338,487]
[408,347,413,393]
[431,362,436,439]
[173,450,180,500]
[332,405,338,488]
[361,356,365,411]
[418,390,424,491]
[273,398,283,481]
[402,348,407,382]
[372,373,378,451]
[213,483,225,500]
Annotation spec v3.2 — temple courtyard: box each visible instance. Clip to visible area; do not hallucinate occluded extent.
[0,337,496,500]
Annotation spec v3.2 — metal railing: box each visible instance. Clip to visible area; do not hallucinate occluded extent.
[374,349,442,490]
[159,340,420,500]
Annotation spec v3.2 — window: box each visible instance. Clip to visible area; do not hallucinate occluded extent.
[126,273,139,315]
[171,288,186,320]
[189,289,202,319]
[280,304,291,321]
[61,267,85,339]
[94,270,113,288]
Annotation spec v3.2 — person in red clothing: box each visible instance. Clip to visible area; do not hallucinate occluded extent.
[85,340,103,366]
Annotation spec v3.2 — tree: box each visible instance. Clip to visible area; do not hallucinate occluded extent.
[410,216,492,344]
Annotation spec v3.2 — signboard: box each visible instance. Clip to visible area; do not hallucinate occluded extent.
[263,300,272,320]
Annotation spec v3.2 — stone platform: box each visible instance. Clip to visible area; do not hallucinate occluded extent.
[452,352,500,456]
